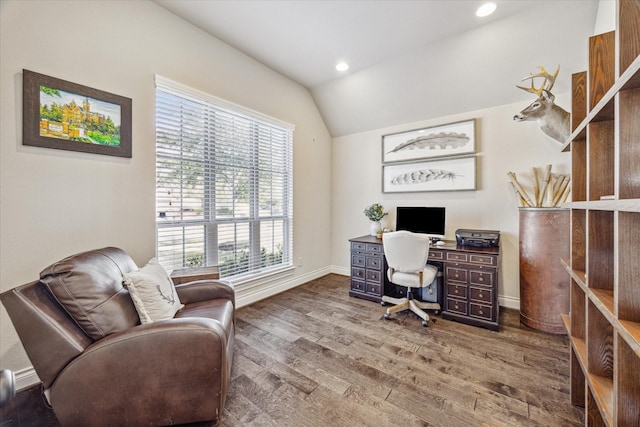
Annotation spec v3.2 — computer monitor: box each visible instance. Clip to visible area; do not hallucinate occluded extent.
[396,206,446,241]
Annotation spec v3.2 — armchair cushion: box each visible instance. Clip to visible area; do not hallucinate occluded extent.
[122,258,184,323]
[39,247,140,340]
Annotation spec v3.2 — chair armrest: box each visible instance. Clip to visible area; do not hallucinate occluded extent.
[175,279,235,308]
[50,318,230,425]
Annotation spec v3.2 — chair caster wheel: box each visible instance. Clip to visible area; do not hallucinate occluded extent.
[434,310,440,315]
[384,313,390,320]
[422,320,429,327]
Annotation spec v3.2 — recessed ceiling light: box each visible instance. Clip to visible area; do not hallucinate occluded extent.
[476,2,497,17]
[336,62,349,72]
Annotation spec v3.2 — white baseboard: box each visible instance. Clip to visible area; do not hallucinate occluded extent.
[330,265,349,276]
[499,295,521,309]
[14,366,40,391]
[235,266,332,308]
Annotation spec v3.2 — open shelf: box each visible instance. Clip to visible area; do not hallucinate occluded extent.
[616,336,640,425]
[618,320,640,358]
[572,334,588,372]
[571,209,586,274]
[587,302,614,378]
[587,302,614,426]
[572,139,587,201]
[618,211,640,321]
[589,375,614,426]
[571,279,586,339]
[618,88,640,199]
[587,210,614,290]
[588,121,615,201]
[620,0,640,75]
[587,387,608,427]
[590,289,615,322]
[565,2,640,424]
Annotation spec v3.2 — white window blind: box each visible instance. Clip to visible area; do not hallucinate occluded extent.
[155,76,294,281]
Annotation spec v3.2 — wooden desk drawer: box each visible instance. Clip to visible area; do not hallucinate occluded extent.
[351,254,366,268]
[469,286,492,303]
[366,244,383,253]
[366,256,382,270]
[366,269,382,284]
[366,282,381,295]
[446,266,468,282]
[429,250,444,260]
[447,283,467,299]
[447,298,467,315]
[470,302,493,321]
[351,267,365,280]
[470,254,496,266]
[446,252,469,263]
[351,279,365,293]
[470,270,494,286]
[351,242,367,251]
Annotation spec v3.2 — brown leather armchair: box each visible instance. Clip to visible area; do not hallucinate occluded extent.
[0,247,235,426]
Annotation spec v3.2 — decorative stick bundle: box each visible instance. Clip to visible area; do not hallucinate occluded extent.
[508,164,571,207]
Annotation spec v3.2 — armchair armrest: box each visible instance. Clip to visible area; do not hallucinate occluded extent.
[50,318,230,425]
[175,279,235,308]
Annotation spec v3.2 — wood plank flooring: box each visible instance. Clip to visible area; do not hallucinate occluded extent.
[221,274,584,427]
[1,273,584,426]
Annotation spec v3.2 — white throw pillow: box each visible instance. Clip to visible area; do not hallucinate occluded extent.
[123,258,184,323]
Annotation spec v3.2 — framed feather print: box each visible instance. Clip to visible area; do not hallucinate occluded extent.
[382,119,476,163]
[382,155,476,193]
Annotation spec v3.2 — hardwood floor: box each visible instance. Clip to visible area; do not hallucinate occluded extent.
[221,274,582,426]
[1,274,583,426]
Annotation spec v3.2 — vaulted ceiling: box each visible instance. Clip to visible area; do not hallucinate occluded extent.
[154,0,602,137]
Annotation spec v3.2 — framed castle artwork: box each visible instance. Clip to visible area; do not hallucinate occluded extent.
[22,69,132,158]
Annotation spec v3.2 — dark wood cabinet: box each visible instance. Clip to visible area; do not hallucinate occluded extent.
[349,235,500,331]
[439,248,500,331]
[349,237,387,302]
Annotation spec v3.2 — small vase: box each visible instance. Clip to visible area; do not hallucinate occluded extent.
[370,221,381,236]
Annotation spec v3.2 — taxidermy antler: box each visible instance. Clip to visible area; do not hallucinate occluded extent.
[513,65,570,143]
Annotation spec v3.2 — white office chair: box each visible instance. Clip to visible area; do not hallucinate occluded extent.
[382,230,441,327]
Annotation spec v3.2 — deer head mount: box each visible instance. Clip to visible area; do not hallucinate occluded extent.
[513,65,570,143]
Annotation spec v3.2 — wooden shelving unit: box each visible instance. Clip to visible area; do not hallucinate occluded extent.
[563,1,640,425]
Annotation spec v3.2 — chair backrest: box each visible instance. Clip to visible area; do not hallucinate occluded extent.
[382,230,430,273]
[0,247,139,389]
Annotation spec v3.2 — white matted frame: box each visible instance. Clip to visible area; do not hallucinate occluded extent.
[382,155,476,193]
[382,119,476,164]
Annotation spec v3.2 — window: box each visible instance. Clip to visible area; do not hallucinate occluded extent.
[155,76,293,281]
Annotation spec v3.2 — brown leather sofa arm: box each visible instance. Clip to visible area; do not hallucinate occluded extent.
[175,279,235,308]
[49,317,230,426]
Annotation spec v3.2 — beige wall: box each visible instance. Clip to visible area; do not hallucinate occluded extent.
[0,0,331,383]
[330,99,571,307]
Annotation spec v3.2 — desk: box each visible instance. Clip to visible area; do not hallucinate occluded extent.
[348,235,501,331]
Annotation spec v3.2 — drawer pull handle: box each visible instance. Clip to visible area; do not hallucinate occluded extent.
[455,289,459,293]
[454,304,459,309]
[479,310,484,315]
[479,277,484,281]
[478,293,483,298]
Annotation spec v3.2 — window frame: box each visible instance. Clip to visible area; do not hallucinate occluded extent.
[155,75,294,282]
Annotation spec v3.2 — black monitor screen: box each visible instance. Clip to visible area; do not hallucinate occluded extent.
[396,206,446,238]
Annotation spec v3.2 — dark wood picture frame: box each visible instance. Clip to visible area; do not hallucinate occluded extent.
[23,69,132,158]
